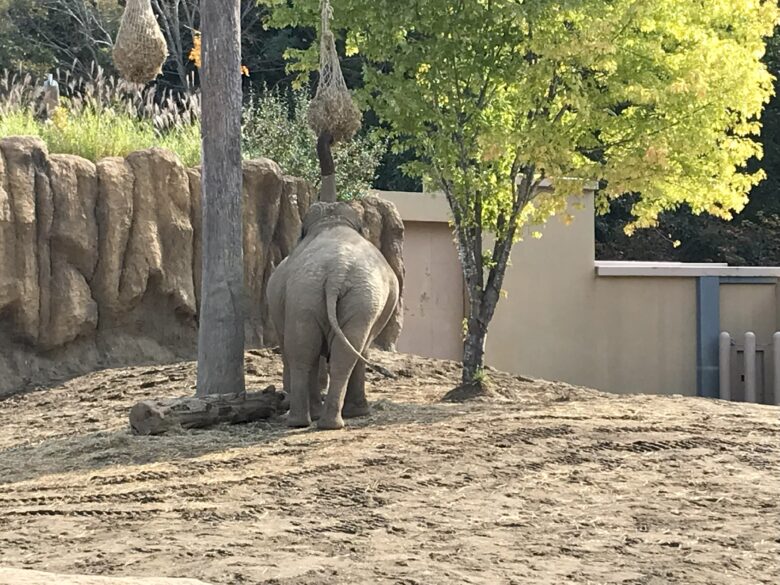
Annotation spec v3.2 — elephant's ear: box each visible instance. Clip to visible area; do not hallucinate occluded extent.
[301,202,326,237]
[338,203,364,232]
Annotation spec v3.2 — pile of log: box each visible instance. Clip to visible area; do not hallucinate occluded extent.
[129,386,287,436]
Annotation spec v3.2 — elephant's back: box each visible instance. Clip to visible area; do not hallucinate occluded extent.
[286,225,397,293]
[300,226,379,264]
[327,228,393,277]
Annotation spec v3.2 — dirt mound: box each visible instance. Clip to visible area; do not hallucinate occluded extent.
[440,369,567,403]
[441,379,492,402]
[0,351,778,584]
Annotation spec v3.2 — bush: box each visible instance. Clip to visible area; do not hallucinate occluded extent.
[0,68,201,166]
[242,88,386,200]
[0,68,387,189]
[0,110,39,137]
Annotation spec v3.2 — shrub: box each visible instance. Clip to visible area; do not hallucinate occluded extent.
[242,88,386,200]
[0,67,201,166]
[0,67,387,187]
[0,110,40,137]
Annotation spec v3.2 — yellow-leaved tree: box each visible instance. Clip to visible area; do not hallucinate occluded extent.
[265,0,779,385]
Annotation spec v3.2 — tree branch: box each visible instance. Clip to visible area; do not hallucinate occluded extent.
[481,164,536,324]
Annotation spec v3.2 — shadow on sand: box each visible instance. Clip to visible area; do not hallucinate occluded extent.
[0,399,466,485]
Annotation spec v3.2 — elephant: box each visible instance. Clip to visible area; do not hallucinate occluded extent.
[266,201,400,430]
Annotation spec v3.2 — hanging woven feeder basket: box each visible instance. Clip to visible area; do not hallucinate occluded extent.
[307,0,362,144]
[112,0,168,84]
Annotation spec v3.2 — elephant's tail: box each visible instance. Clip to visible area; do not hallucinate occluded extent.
[325,281,370,366]
[324,281,397,379]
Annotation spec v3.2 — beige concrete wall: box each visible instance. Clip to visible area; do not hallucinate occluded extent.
[396,221,464,361]
[588,278,697,395]
[381,190,779,397]
[485,196,697,395]
[720,284,779,345]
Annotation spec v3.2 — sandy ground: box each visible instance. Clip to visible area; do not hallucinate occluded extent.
[0,349,778,585]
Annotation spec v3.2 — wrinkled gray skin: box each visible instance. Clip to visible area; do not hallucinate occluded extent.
[267,202,400,430]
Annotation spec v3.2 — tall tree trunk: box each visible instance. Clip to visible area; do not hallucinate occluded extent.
[196,0,245,397]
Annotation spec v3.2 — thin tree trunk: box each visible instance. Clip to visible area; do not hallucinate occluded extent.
[151,0,193,91]
[462,312,488,383]
[196,0,245,397]
[457,169,537,384]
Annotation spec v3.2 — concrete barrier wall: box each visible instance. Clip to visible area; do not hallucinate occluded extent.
[398,221,465,361]
[721,284,778,342]
[380,189,780,397]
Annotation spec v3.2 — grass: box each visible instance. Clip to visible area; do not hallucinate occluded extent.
[0,67,202,167]
[0,111,40,136]
[0,107,202,167]
[0,67,386,193]
[158,121,202,168]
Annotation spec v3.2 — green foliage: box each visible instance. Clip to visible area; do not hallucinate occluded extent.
[597,24,780,266]
[744,26,780,218]
[242,88,386,199]
[267,0,778,234]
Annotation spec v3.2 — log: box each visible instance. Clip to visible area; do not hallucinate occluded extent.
[129,386,287,436]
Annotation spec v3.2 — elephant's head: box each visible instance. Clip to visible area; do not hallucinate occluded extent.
[300,201,366,240]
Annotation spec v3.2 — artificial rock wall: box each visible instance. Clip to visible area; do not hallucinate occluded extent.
[0,137,404,396]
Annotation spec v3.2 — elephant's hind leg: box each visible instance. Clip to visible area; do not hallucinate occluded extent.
[285,338,320,428]
[343,361,370,419]
[308,364,324,420]
[318,356,329,391]
[319,329,369,430]
[318,356,358,430]
[287,363,317,428]
[282,350,290,395]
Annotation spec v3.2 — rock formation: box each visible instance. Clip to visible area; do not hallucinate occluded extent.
[0,137,404,396]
